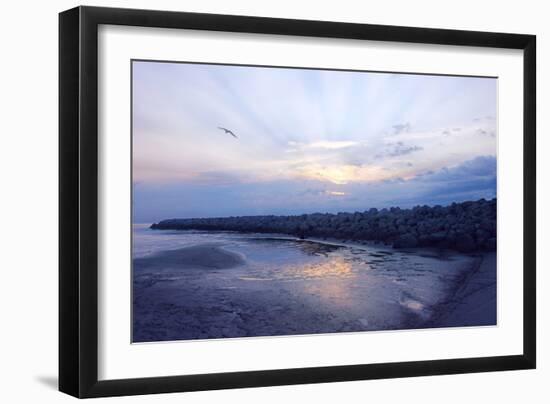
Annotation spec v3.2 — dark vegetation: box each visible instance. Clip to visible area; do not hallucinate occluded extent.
[151,198,496,253]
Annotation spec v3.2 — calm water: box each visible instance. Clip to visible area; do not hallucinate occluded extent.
[132,224,478,342]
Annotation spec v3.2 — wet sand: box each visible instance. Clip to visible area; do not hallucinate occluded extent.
[427,252,497,327]
[133,244,246,271]
[132,236,496,342]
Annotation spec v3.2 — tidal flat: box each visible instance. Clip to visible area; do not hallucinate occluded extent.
[132,225,496,343]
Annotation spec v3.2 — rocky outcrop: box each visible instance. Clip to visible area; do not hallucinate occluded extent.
[151,198,497,252]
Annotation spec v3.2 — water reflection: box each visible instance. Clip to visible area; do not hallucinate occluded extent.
[298,257,353,279]
[301,276,359,309]
[247,237,342,257]
[240,257,354,282]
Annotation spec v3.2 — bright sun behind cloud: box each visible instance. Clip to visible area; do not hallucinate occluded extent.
[297,164,391,185]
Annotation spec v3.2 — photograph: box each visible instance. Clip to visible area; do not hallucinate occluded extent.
[131,60,497,343]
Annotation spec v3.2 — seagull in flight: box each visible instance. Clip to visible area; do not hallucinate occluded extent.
[217,126,238,139]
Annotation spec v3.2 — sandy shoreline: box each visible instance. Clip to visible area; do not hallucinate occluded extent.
[133,243,246,271]
[426,252,496,327]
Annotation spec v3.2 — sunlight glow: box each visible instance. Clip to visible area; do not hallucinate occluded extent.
[308,141,359,150]
[298,164,391,185]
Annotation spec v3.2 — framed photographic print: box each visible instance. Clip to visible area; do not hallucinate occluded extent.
[59,6,536,398]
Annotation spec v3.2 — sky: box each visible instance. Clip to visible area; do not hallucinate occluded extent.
[132,60,497,223]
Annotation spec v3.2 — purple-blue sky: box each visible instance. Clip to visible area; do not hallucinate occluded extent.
[132,61,496,223]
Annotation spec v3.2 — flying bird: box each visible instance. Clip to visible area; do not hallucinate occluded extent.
[218,126,238,139]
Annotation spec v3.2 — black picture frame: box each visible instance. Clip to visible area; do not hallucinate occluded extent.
[59,5,536,398]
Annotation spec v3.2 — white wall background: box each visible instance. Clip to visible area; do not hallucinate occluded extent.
[0,0,546,402]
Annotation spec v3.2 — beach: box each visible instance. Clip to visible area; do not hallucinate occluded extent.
[133,243,246,271]
[132,226,496,342]
[427,252,497,327]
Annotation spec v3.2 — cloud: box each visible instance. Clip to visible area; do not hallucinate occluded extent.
[287,140,360,151]
[392,122,411,135]
[477,128,496,138]
[308,141,359,150]
[376,142,423,158]
[341,156,497,209]
[294,163,391,185]
[408,156,496,202]
[430,155,496,179]
[326,190,346,196]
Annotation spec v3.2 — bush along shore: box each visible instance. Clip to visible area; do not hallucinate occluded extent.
[151,198,496,253]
